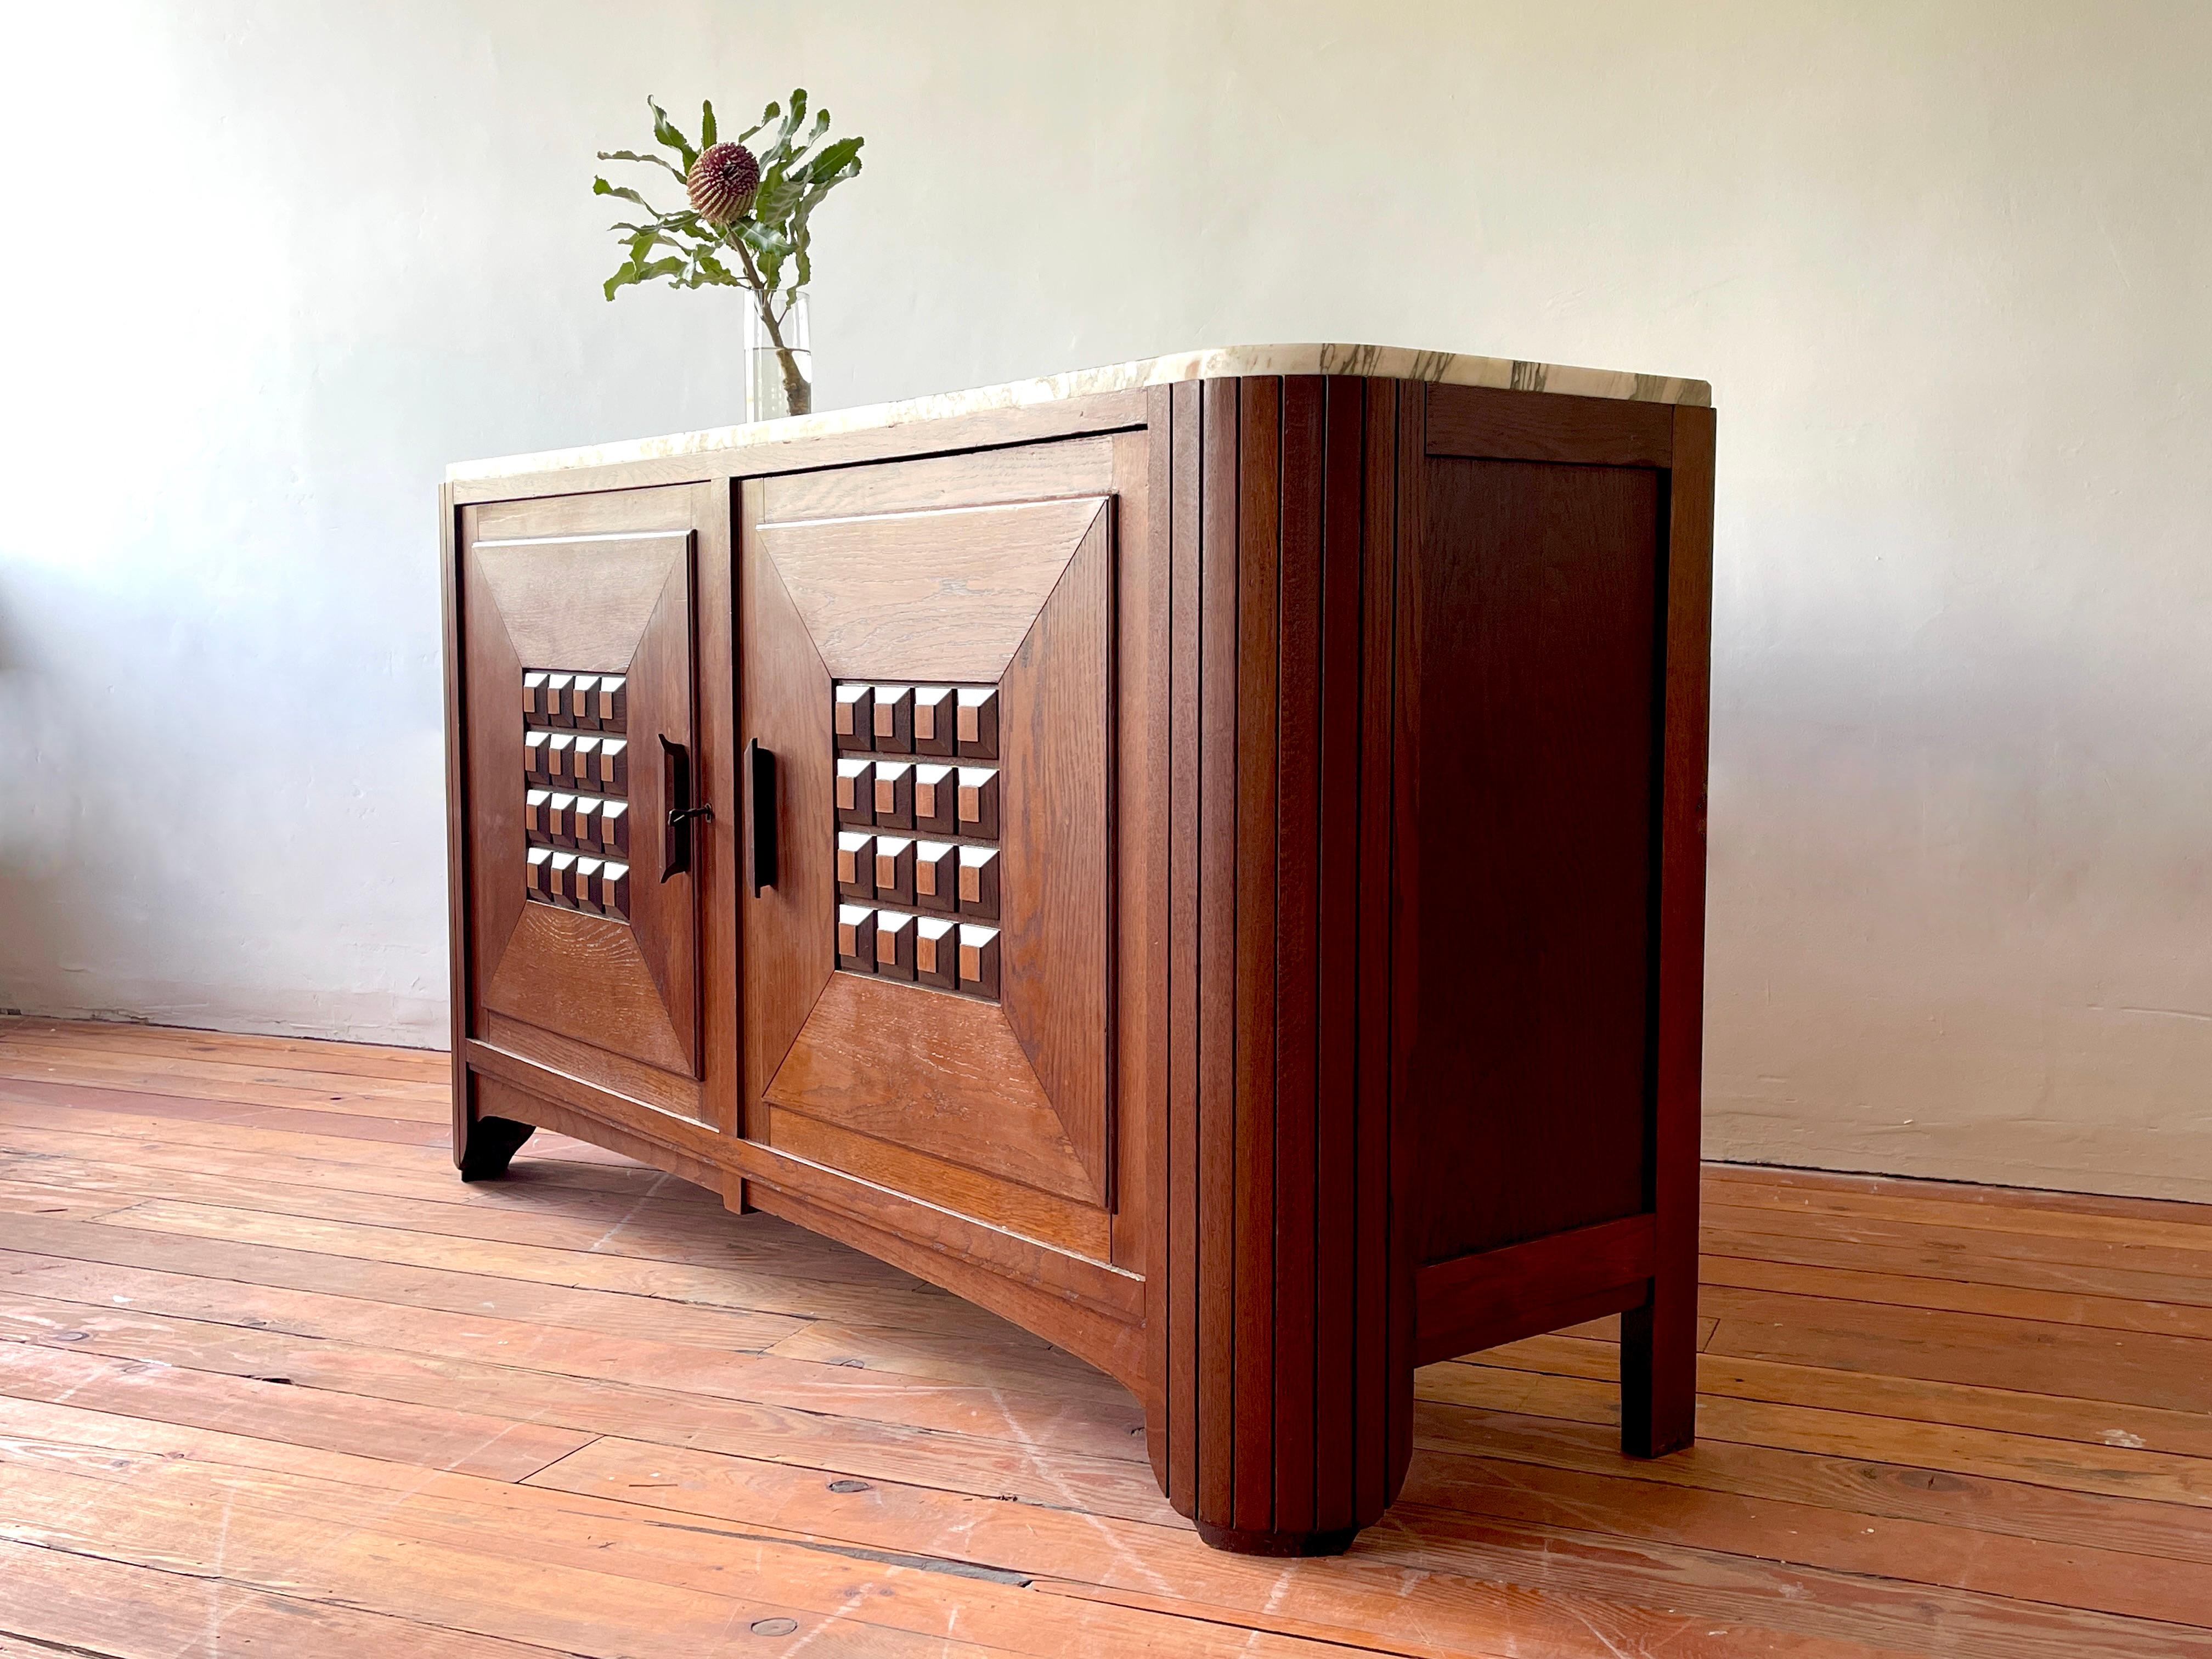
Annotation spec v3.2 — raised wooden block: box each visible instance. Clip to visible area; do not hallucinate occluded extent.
[524,844,553,899]
[599,860,631,922]
[956,767,1000,840]
[836,758,873,827]
[872,835,916,908]
[912,686,956,755]
[913,915,958,989]
[547,850,580,906]
[955,687,999,759]
[912,840,958,913]
[912,763,958,836]
[873,909,917,980]
[523,730,552,785]
[872,760,915,831]
[547,733,577,787]
[543,674,575,727]
[956,844,1001,921]
[870,685,915,753]
[522,671,549,721]
[836,904,877,972]
[596,799,629,856]
[546,792,579,848]
[567,674,601,729]
[594,674,628,731]
[572,855,606,914]
[525,788,552,842]
[834,684,874,752]
[595,737,629,794]
[837,830,875,901]
[956,923,1001,999]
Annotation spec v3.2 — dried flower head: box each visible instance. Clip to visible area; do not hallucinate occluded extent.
[687,142,760,224]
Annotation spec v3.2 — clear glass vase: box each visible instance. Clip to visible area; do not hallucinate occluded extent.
[744,290,812,421]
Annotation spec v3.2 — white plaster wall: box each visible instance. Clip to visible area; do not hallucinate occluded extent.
[1,2,2207,1197]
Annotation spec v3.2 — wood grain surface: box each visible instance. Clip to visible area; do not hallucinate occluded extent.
[9,1016,2212,1656]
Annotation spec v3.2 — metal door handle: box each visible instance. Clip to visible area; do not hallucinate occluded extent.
[660,735,710,882]
[747,739,778,894]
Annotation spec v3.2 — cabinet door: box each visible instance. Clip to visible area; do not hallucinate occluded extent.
[738,442,1126,1260]
[458,486,706,1087]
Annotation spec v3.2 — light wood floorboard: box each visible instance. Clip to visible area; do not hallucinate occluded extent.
[4,1016,2211,1656]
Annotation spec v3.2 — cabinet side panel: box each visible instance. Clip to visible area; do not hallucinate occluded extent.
[1409,457,1662,1261]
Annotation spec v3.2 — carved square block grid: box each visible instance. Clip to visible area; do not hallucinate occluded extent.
[832,678,1000,1001]
[522,666,631,921]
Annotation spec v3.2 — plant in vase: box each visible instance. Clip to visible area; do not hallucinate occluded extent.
[595,91,864,420]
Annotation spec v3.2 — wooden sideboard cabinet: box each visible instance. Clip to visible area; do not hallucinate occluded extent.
[442,347,1715,1555]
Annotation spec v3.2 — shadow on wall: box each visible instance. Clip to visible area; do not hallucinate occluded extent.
[0,582,93,1014]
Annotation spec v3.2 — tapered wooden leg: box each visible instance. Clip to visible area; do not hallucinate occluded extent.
[1620,1271,1697,1457]
[458,1114,535,1181]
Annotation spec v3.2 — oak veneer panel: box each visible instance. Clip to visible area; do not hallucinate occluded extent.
[764,973,1099,1207]
[1271,373,1325,1533]
[1407,456,1661,1262]
[997,506,1114,1200]
[760,434,1116,521]
[1113,411,1169,1276]
[479,1009,698,1120]
[1425,382,1674,468]
[1194,375,1240,1526]
[765,1106,1112,1261]
[473,534,685,674]
[481,906,692,1077]
[1355,379,1402,1523]
[1161,376,1204,1506]
[1231,374,1280,1532]
[1311,375,1367,1534]
[736,503,836,1122]
[759,493,1107,682]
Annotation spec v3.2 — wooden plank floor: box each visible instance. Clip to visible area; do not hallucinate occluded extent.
[4,1019,2211,1657]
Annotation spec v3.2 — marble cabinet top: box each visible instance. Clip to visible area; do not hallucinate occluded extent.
[448,342,1711,483]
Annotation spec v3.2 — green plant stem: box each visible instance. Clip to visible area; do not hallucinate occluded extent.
[730,237,810,416]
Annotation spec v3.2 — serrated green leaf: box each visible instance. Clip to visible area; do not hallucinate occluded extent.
[699,99,717,148]
[597,148,689,183]
[783,108,832,166]
[593,177,654,209]
[737,100,777,145]
[646,97,698,168]
[776,89,808,151]
[796,135,862,185]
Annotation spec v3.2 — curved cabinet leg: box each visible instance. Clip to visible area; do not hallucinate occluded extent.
[458,1114,535,1181]
[1151,1061,1414,1555]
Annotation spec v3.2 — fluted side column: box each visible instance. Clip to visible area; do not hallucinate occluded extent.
[1146,373,1418,1554]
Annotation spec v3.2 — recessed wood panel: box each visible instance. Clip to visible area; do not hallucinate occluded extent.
[764,972,1098,1208]
[759,495,1107,682]
[1408,456,1661,1261]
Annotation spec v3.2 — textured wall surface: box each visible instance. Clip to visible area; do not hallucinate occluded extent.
[1,2,2207,1196]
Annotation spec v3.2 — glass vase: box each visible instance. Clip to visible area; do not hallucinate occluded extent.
[744,290,812,421]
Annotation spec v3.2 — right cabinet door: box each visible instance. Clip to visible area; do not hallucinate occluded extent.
[737,441,1126,1262]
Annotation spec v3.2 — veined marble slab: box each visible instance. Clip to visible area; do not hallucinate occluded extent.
[448,342,1711,483]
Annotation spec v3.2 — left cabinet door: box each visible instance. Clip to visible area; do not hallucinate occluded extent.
[455,485,719,1104]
